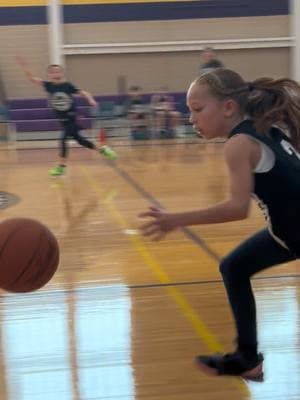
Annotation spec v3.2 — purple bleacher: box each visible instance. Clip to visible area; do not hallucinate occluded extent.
[10,106,91,121]
[8,98,48,109]
[8,92,187,134]
[172,92,189,115]
[8,95,126,110]
[14,117,92,132]
[95,95,126,105]
[14,119,61,132]
[10,108,56,120]
[8,93,186,111]
[9,97,95,132]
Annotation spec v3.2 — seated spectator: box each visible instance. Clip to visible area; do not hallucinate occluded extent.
[150,86,182,138]
[124,86,151,139]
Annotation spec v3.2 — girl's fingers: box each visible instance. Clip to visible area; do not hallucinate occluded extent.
[149,205,161,212]
[138,211,156,218]
[141,224,160,237]
[140,220,157,231]
[139,205,162,219]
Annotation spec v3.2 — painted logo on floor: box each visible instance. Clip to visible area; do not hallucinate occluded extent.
[0,191,20,209]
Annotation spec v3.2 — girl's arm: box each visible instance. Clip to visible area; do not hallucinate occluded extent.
[140,134,260,240]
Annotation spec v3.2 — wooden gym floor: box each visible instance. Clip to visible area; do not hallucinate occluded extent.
[0,139,300,400]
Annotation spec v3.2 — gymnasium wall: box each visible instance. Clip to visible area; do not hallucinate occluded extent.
[0,0,290,98]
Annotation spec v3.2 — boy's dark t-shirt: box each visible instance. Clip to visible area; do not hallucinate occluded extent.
[43,81,79,120]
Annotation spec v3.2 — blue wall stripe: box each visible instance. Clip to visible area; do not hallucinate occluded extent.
[64,0,289,23]
[0,6,46,25]
[0,0,289,26]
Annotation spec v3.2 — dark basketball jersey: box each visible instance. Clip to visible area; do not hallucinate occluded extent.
[230,119,300,255]
[43,81,79,120]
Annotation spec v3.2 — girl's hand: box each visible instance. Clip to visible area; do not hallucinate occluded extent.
[139,206,180,241]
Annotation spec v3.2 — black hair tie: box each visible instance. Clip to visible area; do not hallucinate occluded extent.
[248,82,255,92]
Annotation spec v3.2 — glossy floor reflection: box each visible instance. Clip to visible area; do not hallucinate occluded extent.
[1,285,134,400]
[1,280,300,399]
[0,142,300,399]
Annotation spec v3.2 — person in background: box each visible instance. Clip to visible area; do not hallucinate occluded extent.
[124,86,151,139]
[150,86,183,137]
[17,56,117,176]
[200,47,224,73]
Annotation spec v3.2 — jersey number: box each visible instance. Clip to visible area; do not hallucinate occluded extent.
[280,139,300,160]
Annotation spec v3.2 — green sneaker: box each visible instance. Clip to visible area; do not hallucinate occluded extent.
[49,165,66,176]
[99,145,117,160]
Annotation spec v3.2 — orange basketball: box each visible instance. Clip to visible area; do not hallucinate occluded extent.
[0,218,59,293]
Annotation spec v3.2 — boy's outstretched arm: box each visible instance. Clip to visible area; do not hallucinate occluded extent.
[16,55,43,86]
[79,90,97,107]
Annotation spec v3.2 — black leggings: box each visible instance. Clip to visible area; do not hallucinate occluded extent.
[220,228,297,357]
[60,118,95,159]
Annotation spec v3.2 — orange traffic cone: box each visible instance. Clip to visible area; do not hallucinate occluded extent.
[99,128,107,144]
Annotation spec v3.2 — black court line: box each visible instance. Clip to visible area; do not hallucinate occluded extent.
[129,273,300,290]
[110,162,222,263]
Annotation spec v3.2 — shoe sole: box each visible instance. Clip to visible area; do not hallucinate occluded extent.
[49,169,66,177]
[241,364,264,382]
[99,147,117,160]
[49,173,65,177]
[195,359,264,382]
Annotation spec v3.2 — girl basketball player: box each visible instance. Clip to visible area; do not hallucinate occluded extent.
[140,68,300,381]
[17,56,116,176]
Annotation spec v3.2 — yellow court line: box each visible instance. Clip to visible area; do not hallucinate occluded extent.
[80,165,250,396]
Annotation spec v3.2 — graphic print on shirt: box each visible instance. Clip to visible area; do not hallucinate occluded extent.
[252,191,289,248]
[49,92,73,112]
[252,193,271,225]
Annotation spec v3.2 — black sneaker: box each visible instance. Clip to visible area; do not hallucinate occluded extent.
[195,351,264,381]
